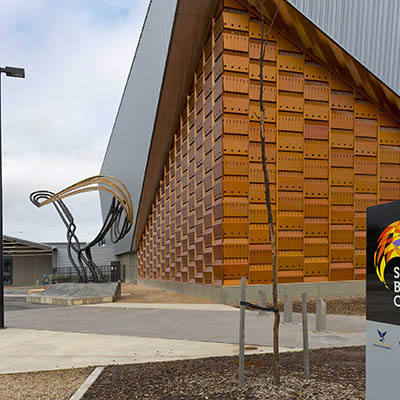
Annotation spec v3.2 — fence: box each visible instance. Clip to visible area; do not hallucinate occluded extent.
[53,264,125,283]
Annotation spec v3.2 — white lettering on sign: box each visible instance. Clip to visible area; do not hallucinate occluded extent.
[393,266,400,307]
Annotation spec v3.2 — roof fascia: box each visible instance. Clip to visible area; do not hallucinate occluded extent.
[131,0,218,251]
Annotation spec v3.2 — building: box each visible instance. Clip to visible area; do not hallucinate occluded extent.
[100,0,400,293]
[3,236,53,286]
[48,242,121,281]
[3,237,120,286]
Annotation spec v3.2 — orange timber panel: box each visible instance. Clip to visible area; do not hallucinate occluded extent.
[138,2,400,288]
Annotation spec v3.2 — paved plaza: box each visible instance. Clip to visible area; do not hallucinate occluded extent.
[1,289,365,374]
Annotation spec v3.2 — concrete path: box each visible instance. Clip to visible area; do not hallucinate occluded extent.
[4,296,61,312]
[5,302,365,348]
[0,328,285,374]
[2,299,365,374]
[4,288,31,295]
[82,302,239,311]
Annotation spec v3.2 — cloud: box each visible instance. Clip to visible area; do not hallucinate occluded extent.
[0,0,148,243]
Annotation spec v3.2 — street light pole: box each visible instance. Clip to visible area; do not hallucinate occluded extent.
[0,66,25,329]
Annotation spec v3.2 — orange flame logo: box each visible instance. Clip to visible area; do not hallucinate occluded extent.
[374,220,400,289]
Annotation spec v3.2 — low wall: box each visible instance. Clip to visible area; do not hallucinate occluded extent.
[138,278,366,305]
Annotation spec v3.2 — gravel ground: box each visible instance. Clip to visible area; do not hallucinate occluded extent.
[268,295,365,316]
[83,346,365,399]
[0,368,93,400]
[292,295,365,315]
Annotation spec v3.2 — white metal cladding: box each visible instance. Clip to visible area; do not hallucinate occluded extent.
[100,0,178,255]
[288,0,400,95]
[51,243,117,271]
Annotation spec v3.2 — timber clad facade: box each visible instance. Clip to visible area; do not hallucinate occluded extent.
[137,0,400,286]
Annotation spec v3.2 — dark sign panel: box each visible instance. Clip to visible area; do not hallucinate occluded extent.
[367,200,400,325]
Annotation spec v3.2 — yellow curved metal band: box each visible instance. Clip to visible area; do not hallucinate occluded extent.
[36,175,133,223]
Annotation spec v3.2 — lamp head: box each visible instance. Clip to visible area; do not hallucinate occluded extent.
[1,67,25,78]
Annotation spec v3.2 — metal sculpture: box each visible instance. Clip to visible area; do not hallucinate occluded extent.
[30,175,133,283]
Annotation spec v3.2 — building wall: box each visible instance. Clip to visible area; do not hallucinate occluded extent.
[100,0,178,254]
[137,0,400,286]
[12,255,52,286]
[52,243,117,273]
[120,252,138,284]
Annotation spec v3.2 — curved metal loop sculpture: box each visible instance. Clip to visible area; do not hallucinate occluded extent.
[30,175,133,283]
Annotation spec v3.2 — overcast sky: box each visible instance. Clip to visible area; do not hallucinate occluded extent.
[0,0,148,243]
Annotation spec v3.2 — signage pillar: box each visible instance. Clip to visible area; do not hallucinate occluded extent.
[367,200,400,399]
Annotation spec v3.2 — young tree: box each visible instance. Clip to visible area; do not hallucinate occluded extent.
[256,0,281,385]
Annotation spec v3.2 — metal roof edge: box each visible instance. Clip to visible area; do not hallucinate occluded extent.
[129,0,181,252]
[131,0,219,251]
[100,0,153,177]
[286,0,400,98]
[245,0,400,121]
[4,235,53,251]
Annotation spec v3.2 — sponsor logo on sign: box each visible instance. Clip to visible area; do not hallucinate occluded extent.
[374,329,392,350]
[377,329,387,343]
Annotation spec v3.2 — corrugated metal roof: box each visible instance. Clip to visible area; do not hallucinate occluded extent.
[131,0,218,251]
[100,0,178,254]
[288,0,400,95]
[3,235,53,256]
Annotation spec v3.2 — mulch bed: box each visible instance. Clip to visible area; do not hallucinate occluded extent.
[83,346,365,399]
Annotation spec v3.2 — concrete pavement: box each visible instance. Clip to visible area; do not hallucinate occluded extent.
[0,328,282,374]
[82,302,239,311]
[4,295,62,312]
[2,298,365,374]
[5,302,365,348]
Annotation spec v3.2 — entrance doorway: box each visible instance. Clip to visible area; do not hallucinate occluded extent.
[3,257,12,285]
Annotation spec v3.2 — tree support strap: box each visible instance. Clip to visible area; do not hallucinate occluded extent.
[239,301,279,313]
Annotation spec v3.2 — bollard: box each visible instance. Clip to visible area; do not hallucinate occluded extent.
[316,298,327,332]
[283,294,293,323]
[302,292,310,380]
[239,277,246,388]
[258,290,267,317]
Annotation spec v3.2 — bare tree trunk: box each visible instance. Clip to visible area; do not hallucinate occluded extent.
[257,0,281,386]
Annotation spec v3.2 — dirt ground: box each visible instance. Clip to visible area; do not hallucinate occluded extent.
[119,284,365,315]
[118,284,214,304]
[0,368,92,400]
[83,346,365,400]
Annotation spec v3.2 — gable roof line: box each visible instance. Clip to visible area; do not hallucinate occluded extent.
[246,0,400,121]
[129,0,181,251]
[131,0,219,251]
[3,235,53,251]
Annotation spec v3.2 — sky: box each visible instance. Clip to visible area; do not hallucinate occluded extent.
[0,0,148,243]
